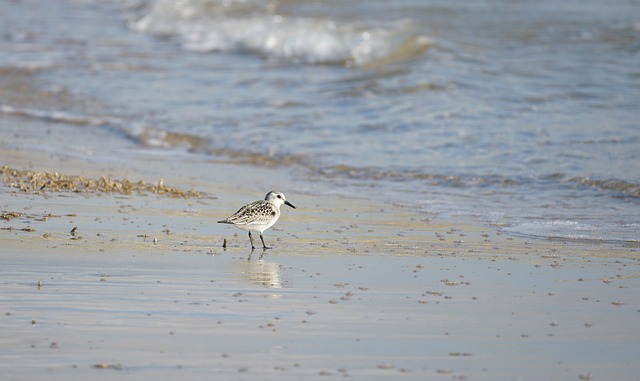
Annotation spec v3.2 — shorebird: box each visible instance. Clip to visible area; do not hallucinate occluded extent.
[218,191,296,250]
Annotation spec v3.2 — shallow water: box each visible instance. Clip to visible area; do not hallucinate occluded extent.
[1,0,639,242]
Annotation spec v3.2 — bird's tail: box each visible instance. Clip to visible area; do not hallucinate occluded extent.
[217,220,231,224]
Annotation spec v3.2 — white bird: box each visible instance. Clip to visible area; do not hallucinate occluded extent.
[218,191,296,250]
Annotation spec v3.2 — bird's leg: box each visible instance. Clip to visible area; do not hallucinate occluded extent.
[260,233,271,250]
[248,232,256,250]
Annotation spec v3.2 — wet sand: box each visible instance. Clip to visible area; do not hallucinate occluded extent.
[1,128,640,381]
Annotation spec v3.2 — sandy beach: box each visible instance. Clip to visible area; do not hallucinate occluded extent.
[1,1,639,378]
[2,131,639,381]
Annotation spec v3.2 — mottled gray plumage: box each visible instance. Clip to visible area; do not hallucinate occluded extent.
[222,200,278,226]
[218,191,295,250]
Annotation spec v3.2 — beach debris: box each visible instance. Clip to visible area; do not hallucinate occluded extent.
[340,291,354,301]
[1,165,201,198]
[0,211,22,220]
[70,227,81,240]
[93,363,123,370]
[449,352,472,357]
[1,226,36,232]
[37,280,42,290]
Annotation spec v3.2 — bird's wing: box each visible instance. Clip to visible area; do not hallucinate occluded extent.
[222,201,276,225]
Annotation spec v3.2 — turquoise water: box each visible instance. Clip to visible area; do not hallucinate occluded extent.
[1,0,639,242]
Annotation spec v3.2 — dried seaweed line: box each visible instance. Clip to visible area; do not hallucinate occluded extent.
[1,165,200,198]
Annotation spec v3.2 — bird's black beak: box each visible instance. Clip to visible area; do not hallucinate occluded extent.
[285,200,296,209]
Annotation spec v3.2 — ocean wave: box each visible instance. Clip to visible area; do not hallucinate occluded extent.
[1,104,309,166]
[0,104,205,150]
[318,164,640,198]
[128,0,430,67]
[318,164,522,188]
[5,103,639,205]
[1,104,119,127]
[502,220,640,244]
[566,176,640,198]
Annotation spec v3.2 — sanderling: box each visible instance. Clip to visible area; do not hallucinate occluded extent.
[218,190,296,250]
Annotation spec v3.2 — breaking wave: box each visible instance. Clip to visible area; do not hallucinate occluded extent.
[502,221,640,244]
[127,0,431,67]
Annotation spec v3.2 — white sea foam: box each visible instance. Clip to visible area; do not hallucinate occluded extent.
[129,0,430,66]
[502,220,640,243]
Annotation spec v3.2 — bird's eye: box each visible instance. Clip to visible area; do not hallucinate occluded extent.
[277,195,282,198]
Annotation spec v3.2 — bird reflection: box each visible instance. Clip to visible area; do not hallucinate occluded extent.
[238,256,283,289]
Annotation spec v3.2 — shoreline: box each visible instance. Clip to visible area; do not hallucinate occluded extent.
[2,136,639,380]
